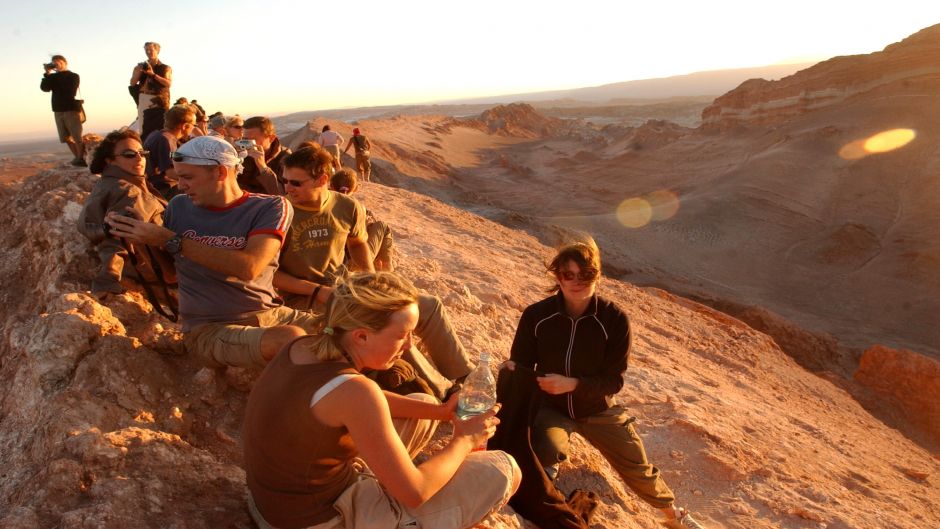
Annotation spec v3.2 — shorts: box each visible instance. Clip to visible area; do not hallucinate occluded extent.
[54,111,83,143]
[183,306,318,368]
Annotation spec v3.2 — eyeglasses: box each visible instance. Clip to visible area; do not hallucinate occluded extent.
[117,149,149,159]
[280,177,311,188]
[229,125,244,129]
[171,152,221,165]
[558,269,599,282]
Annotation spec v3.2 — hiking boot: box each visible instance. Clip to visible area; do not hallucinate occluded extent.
[71,157,88,167]
[663,507,706,529]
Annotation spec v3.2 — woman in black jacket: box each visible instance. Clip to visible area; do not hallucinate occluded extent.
[507,242,706,529]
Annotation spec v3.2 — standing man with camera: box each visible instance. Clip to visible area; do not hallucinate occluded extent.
[130,42,172,141]
[40,55,85,167]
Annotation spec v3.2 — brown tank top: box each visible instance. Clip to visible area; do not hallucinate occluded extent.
[243,336,360,527]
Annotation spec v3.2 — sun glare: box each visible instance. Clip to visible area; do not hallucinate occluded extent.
[646,190,681,221]
[839,128,917,160]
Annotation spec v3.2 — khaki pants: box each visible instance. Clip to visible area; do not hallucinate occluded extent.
[183,306,318,368]
[355,153,371,181]
[249,394,517,529]
[532,405,676,509]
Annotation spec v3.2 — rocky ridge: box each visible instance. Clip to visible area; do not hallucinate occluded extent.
[701,24,940,130]
[0,166,938,528]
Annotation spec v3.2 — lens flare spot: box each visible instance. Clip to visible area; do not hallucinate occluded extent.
[838,140,868,160]
[646,190,680,221]
[840,129,917,160]
[616,198,652,228]
[864,128,916,154]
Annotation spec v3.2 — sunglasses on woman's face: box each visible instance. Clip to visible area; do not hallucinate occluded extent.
[558,269,598,282]
[229,124,244,129]
[117,149,149,159]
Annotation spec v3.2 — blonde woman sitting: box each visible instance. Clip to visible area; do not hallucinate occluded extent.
[243,272,520,529]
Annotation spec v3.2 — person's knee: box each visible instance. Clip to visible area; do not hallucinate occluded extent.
[260,325,307,361]
[508,454,522,494]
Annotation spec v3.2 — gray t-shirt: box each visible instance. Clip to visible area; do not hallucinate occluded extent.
[164,192,293,331]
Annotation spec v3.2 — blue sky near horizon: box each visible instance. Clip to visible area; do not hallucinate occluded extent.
[3,0,940,142]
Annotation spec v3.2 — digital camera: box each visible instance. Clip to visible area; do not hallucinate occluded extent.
[234,139,257,151]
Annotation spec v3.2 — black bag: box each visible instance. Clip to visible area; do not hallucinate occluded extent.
[128,84,141,105]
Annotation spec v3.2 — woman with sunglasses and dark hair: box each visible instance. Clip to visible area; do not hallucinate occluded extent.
[78,129,167,297]
[506,241,707,529]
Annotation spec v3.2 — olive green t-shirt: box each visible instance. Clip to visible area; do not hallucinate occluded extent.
[279,191,367,295]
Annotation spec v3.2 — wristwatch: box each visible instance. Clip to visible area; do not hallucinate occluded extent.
[164,234,183,256]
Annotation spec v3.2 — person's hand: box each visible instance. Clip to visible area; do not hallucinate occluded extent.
[501,360,516,371]
[246,146,267,169]
[440,392,459,421]
[106,209,174,247]
[536,374,579,395]
[452,403,501,448]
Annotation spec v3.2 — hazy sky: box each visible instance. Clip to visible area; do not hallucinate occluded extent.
[4,0,940,142]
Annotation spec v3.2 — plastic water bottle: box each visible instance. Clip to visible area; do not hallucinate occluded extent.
[457,352,496,421]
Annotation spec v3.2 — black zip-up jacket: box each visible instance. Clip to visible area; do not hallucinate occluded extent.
[509,293,631,419]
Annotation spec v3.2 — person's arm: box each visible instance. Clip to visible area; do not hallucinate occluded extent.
[364,137,372,150]
[507,305,539,370]
[343,137,353,154]
[568,310,630,400]
[40,71,55,92]
[130,63,144,86]
[105,214,283,281]
[149,65,172,88]
[384,390,455,421]
[316,376,497,509]
[346,237,374,272]
[346,200,374,272]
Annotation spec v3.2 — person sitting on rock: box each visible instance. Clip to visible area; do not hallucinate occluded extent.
[343,127,373,181]
[506,241,708,529]
[330,167,393,271]
[106,135,317,369]
[242,271,520,529]
[78,129,167,297]
[240,116,290,195]
[143,104,196,198]
[275,149,472,397]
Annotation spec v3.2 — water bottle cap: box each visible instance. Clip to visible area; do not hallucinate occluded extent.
[479,352,490,363]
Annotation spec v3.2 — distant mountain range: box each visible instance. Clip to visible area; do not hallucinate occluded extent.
[273,63,816,129]
[436,63,816,105]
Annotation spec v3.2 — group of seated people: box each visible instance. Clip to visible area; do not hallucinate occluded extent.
[77,121,707,528]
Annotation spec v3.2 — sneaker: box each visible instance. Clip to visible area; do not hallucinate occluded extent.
[663,507,706,529]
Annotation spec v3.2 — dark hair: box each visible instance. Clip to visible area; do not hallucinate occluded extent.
[244,116,276,137]
[546,242,602,293]
[283,146,334,178]
[51,54,67,63]
[164,104,195,130]
[321,124,331,132]
[90,129,142,174]
[330,168,358,194]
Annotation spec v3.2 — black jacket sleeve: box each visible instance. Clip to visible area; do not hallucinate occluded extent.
[571,311,630,402]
